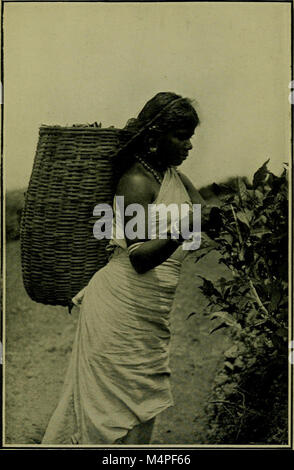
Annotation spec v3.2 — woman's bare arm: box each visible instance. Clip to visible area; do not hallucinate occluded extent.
[115,170,181,274]
[177,170,222,236]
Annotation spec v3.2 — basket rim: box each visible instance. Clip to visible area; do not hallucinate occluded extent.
[39,124,124,131]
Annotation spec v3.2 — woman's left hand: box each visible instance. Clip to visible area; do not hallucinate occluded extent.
[202,205,223,239]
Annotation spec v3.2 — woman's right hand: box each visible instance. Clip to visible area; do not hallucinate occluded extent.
[170,207,200,242]
[173,205,223,242]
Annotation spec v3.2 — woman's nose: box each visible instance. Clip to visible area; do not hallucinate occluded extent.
[185,139,193,150]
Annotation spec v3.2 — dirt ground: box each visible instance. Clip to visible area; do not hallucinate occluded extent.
[5,241,231,445]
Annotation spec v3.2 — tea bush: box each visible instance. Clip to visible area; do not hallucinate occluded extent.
[194,160,289,444]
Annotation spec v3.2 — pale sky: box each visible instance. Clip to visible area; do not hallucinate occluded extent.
[3,1,292,191]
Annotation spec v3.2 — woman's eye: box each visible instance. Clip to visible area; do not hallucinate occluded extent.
[175,132,193,140]
[175,133,187,140]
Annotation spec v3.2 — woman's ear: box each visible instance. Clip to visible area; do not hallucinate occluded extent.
[146,135,158,154]
[147,135,157,147]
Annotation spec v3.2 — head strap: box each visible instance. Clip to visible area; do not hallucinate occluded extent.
[115,97,187,157]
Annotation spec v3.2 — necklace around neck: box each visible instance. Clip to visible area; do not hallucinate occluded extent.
[135,155,163,185]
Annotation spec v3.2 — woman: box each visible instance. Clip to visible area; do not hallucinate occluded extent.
[42,92,212,445]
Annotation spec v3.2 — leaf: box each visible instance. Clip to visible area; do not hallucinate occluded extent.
[266,171,279,189]
[271,334,285,350]
[244,209,253,222]
[244,245,255,264]
[223,194,235,203]
[234,358,245,369]
[253,158,270,188]
[253,215,268,226]
[237,177,248,204]
[224,344,238,359]
[221,233,233,244]
[213,183,233,195]
[223,286,232,300]
[268,287,282,313]
[276,327,288,339]
[224,361,235,371]
[211,182,223,196]
[218,276,230,287]
[210,311,230,320]
[194,246,215,264]
[253,189,264,202]
[210,311,242,331]
[277,262,288,282]
[236,211,250,227]
[209,322,229,334]
[216,277,231,296]
[214,373,229,385]
[198,276,222,298]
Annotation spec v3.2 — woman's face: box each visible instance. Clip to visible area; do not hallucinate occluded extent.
[156,126,195,167]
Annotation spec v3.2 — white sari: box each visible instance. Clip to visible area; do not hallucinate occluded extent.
[42,166,197,444]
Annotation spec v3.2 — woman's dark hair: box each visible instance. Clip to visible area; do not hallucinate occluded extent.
[137,92,199,133]
[113,92,200,180]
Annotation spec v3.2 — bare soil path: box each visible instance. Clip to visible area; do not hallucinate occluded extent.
[5,241,231,445]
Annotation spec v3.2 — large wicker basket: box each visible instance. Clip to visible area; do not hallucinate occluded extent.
[20,125,128,306]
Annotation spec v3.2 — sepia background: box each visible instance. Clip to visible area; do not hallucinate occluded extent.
[3,1,292,446]
[3,1,291,191]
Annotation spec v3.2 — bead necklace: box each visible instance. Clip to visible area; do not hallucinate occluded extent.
[135,155,164,185]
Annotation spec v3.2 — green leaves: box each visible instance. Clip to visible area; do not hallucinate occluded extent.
[237,177,249,205]
[224,344,239,359]
[209,311,242,334]
[195,160,288,355]
[253,189,264,202]
[198,276,222,299]
[194,161,288,443]
[253,159,270,189]
[236,211,250,228]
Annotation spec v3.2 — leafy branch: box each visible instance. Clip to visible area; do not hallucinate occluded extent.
[191,160,288,444]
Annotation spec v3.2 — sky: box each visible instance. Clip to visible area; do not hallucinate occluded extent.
[3,1,292,191]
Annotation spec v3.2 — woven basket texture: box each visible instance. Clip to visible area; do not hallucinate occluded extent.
[20,125,129,306]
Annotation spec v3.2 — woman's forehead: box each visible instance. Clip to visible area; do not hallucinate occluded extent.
[171,125,196,135]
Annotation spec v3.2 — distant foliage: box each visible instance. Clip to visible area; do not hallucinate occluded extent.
[194,160,289,444]
[6,189,25,241]
[199,176,250,203]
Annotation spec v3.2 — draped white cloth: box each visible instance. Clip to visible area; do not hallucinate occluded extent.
[42,167,195,444]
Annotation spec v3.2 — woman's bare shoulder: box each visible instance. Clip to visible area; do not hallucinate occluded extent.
[116,163,155,204]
